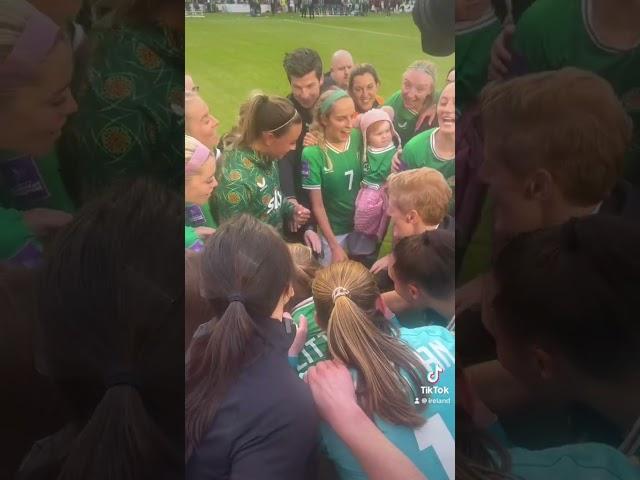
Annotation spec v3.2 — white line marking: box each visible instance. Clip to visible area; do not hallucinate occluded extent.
[278,19,417,39]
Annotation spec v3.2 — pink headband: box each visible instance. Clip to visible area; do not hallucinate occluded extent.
[0,11,62,89]
[186,144,212,174]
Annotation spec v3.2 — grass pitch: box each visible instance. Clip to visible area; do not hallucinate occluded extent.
[186,13,454,134]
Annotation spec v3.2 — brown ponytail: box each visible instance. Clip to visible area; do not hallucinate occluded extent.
[186,214,294,459]
[313,261,428,427]
[236,93,301,150]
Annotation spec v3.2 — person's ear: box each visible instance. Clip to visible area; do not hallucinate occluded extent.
[525,169,554,202]
[408,283,420,301]
[531,345,554,382]
[262,132,275,147]
[406,209,419,225]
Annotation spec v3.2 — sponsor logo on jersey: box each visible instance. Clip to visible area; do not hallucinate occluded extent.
[267,189,282,214]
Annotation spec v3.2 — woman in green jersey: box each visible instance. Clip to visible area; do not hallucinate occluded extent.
[185,92,220,238]
[0,1,77,268]
[302,88,364,265]
[400,81,455,210]
[385,60,438,146]
[184,136,217,252]
[215,94,312,234]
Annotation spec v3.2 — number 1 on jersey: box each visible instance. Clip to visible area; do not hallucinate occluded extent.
[414,413,454,479]
[345,169,354,191]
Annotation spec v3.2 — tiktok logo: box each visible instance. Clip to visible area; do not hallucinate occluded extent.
[427,364,443,384]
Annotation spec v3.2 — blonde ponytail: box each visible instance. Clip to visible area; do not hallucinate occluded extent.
[313,261,428,427]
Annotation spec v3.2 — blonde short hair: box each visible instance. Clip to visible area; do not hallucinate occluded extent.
[480,67,632,205]
[387,168,451,225]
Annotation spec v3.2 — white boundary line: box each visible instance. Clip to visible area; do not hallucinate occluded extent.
[279,18,417,39]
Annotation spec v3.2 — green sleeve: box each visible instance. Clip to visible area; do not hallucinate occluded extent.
[185,225,200,250]
[0,208,34,260]
[301,147,323,189]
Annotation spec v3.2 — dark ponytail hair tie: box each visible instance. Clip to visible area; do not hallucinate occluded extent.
[105,371,141,392]
[227,293,245,304]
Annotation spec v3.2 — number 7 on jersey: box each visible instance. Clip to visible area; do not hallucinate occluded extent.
[345,169,354,191]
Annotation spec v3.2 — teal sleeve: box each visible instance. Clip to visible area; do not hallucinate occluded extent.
[0,208,34,260]
[288,356,299,371]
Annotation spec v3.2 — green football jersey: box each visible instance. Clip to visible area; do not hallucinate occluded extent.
[363,145,397,187]
[385,90,420,146]
[1,150,75,264]
[291,297,329,378]
[402,128,456,209]
[215,148,293,232]
[455,10,502,113]
[514,0,640,185]
[302,129,364,236]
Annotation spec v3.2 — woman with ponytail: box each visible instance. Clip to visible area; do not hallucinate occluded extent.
[18,178,184,480]
[214,94,313,236]
[186,214,319,479]
[184,135,217,252]
[311,259,455,480]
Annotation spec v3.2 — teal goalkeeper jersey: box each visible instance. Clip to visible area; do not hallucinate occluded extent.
[291,297,329,378]
[509,443,640,479]
[321,325,455,480]
[514,0,640,185]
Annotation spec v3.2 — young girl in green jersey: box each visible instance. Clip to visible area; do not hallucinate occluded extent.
[302,88,364,265]
[385,60,438,146]
[215,94,312,233]
[184,135,217,252]
[0,0,77,268]
[353,107,401,242]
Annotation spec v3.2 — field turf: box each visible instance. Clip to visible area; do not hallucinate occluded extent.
[186,12,454,134]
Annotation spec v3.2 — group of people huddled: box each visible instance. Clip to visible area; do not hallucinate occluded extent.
[449,0,640,478]
[184,47,456,478]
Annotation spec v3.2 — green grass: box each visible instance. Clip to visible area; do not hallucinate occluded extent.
[186,13,454,134]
